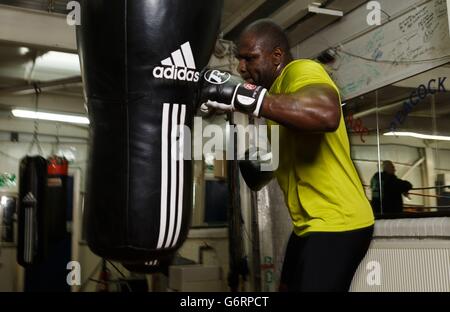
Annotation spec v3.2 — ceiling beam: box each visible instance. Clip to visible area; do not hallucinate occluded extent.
[270,0,310,29]
[0,117,88,139]
[0,4,76,52]
[0,91,86,115]
[0,76,82,96]
[224,0,290,41]
[45,90,83,98]
[287,0,366,50]
[222,0,267,35]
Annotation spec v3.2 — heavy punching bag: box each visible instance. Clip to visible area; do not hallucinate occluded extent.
[77,0,223,263]
[17,156,48,267]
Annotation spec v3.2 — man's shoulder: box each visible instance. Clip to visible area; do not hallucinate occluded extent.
[281,59,332,83]
[284,59,324,72]
[271,59,337,94]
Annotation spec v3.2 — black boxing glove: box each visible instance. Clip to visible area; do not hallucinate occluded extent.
[198,69,267,117]
[239,149,274,192]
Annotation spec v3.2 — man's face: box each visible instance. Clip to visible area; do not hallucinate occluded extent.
[236,33,277,89]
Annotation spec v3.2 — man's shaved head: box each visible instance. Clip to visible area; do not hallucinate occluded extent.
[383,160,396,175]
[240,19,291,54]
[236,19,293,88]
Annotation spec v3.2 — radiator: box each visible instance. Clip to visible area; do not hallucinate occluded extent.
[350,239,450,292]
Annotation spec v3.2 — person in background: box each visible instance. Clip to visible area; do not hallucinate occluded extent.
[371,160,413,214]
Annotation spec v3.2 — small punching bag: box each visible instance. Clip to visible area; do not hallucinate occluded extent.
[77,0,223,263]
[17,156,48,267]
[46,156,68,242]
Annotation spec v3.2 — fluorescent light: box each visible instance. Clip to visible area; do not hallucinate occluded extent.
[12,109,89,125]
[1,196,8,206]
[36,51,80,73]
[308,5,343,17]
[19,47,30,55]
[384,131,450,141]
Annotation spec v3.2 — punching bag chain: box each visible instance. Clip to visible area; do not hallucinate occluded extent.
[28,84,43,156]
[47,0,55,13]
[51,123,61,156]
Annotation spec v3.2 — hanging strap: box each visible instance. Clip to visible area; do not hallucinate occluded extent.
[28,84,44,156]
[51,123,61,156]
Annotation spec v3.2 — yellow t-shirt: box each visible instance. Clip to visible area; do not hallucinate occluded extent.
[268,59,374,236]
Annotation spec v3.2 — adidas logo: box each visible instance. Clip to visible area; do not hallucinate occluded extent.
[144,260,159,266]
[153,42,200,82]
[23,192,36,204]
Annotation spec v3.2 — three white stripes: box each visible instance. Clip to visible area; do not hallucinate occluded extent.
[24,207,33,263]
[160,42,196,69]
[157,103,186,249]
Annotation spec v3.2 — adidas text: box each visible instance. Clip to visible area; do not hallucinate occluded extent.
[153,66,199,82]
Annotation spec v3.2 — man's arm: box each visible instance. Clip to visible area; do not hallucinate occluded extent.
[261,84,341,132]
[394,177,413,194]
[384,175,413,194]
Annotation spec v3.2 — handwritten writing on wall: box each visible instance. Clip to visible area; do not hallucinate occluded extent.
[346,112,369,143]
[333,0,450,100]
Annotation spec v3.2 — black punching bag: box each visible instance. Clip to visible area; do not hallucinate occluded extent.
[77,0,223,262]
[17,156,48,267]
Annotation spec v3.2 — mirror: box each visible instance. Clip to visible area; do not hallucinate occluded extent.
[345,62,450,218]
[0,194,17,244]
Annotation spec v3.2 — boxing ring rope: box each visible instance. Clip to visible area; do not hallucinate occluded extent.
[411,185,450,191]
[404,192,450,210]
[363,184,450,192]
[403,206,450,210]
[408,192,450,199]
[363,184,450,211]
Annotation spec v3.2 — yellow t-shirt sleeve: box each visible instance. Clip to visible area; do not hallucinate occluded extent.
[279,60,340,97]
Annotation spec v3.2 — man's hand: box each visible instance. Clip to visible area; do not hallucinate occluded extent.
[197,69,267,117]
[239,149,274,191]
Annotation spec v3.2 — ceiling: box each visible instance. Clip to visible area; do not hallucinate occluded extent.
[0,0,367,118]
[0,0,68,13]
[0,0,366,44]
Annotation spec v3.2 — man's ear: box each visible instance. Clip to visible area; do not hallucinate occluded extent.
[272,47,283,66]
